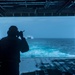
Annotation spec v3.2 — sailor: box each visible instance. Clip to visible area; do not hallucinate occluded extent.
[0,26,29,75]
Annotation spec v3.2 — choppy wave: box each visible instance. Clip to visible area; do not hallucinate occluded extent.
[20,39,75,58]
[20,48,75,57]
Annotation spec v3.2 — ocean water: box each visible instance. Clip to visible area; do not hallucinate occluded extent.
[20,38,75,57]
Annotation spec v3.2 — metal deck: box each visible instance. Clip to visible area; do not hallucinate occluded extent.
[20,57,75,75]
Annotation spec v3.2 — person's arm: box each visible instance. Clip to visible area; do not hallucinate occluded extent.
[19,31,29,53]
[20,37,29,53]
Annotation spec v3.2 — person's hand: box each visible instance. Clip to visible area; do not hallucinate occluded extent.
[19,31,23,38]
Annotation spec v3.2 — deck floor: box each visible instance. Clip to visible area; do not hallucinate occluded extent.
[20,57,75,75]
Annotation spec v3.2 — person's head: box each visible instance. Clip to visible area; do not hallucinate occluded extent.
[7,26,19,37]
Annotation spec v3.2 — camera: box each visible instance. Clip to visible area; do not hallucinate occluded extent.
[17,30,25,37]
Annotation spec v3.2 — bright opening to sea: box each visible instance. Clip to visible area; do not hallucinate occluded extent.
[20,38,75,58]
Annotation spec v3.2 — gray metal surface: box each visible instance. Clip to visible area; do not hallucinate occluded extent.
[20,57,75,75]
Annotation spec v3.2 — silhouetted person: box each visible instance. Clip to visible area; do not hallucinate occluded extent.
[0,26,29,75]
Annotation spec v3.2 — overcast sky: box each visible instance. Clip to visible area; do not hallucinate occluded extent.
[0,16,75,38]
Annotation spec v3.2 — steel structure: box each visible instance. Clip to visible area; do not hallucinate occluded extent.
[0,0,75,16]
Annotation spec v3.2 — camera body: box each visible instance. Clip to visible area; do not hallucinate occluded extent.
[17,30,25,38]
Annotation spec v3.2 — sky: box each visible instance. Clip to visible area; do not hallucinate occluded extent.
[0,16,75,38]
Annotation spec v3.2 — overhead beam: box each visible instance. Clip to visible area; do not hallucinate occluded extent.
[0,2,45,5]
[5,12,75,17]
[5,5,75,13]
[67,0,75,8]
[0,5,6,16]
[0,0,36,1]
[56,0,72,14]
[44,1,58,8]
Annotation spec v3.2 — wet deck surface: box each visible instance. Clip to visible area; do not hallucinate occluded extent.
[20,57,75,75]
